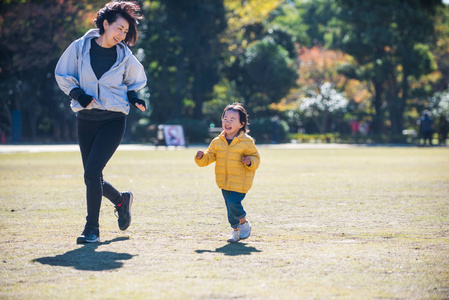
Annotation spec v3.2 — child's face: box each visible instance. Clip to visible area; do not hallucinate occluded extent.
[222,109,244,138]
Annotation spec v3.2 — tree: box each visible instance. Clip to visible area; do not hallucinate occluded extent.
[139,0,226,122]
[225,36,298,114]
[220,0,298,115]
[224,0,284,55]
[327,0,441,137]
[300,82,348,133]
[136,1,180,123]
[267,1,310,46]
[430,4,449,91]
[430,87,449,118]
[0,0,104,141]
[291,46,370,133]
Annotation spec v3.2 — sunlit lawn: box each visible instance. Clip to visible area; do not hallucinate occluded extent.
[0,146,448,299]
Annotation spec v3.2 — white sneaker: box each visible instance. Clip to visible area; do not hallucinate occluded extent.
[227,230,240,243]
[238,221,251,239]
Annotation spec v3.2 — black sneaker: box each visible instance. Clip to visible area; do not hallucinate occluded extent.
[77,225,100,244]
[115,192,133,230]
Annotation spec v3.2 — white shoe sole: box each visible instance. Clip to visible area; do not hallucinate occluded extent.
[240,229,251,240]
[76,236,100,244]
[227,238,240,243]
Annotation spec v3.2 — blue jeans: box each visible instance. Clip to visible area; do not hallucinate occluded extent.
[222,190,246,229]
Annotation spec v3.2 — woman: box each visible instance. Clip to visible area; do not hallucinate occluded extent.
[55,1,147,244]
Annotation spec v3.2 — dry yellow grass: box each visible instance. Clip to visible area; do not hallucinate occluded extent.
[0,146,448,299]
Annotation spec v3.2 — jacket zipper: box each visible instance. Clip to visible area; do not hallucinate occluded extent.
[97,83,100,101]
[224,137,229,188]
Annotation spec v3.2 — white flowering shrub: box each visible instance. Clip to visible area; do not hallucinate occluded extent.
[300,82,348,116]
[430,88,449,119]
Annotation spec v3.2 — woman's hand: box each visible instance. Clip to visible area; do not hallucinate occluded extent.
[78,94,96,108]
[131,98,146,112]
[134,102,146,112]
[86,99,96,108]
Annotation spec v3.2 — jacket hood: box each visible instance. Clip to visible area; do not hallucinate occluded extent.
[80,29,131,60]
[55,28,147,115]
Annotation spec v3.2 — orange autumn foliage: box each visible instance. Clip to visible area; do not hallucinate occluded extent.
[273,46,372,112]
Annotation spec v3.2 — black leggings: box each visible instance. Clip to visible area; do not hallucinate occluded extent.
[77,116,126,228]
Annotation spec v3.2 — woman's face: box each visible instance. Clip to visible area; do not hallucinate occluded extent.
[101,16,129,48]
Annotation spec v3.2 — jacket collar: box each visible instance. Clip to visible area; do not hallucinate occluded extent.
[80,29,129,61]
[219,130,246,144]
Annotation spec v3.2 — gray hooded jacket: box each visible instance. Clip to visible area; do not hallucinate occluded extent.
[55,29,147,115]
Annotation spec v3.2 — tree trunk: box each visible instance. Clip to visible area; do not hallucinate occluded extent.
[372,80,384,136]
[389,71,407,136]
[174,52,185,119]
[192,62,204,120]
[319,110,329,134]
[24,99,38,142]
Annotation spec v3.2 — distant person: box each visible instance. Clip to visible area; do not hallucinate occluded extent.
[419,110,434,146]
[55,1,147,244]
[438,115,448,145]
[350,120,359,136]
[195,103,260,243]
[271,115,280,144]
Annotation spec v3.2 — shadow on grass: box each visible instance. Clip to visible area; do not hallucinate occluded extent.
[33,237,135,271]
[195,243,262,256]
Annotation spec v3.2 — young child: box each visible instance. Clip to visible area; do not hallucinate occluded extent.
[195,103,260,243]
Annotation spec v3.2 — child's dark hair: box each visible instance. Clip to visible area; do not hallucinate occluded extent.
[222,103,250,134]
[94,1,142,46]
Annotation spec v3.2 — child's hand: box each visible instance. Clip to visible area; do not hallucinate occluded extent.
[242,156,251,166]
[196,150,204,159]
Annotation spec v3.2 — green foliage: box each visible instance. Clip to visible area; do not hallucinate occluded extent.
[226,36,298,113]
[288,132,414,144]
[0,0,103,76]
[2,0,449,143]
[0,0,104,141]
[295,0,340,47]
[265,27,297,59]
[249,116,289,143]
[139,0,227,122]
[290,132,340,143]
[325,0,441,135]
[166,118,210,144]
[430,87,449,118]
[268,2,310,45]
[131,117,210,144]
[203,79,244,126]
[407,43,438,78]
[129,119,158,143]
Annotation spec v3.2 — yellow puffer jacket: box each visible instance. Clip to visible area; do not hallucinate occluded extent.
[195,131,260,193]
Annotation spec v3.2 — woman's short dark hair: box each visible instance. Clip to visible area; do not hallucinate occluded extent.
[222,103,250,134]
[94,1,142,46]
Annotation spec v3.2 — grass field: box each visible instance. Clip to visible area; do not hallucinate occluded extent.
[0,145,448,299]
